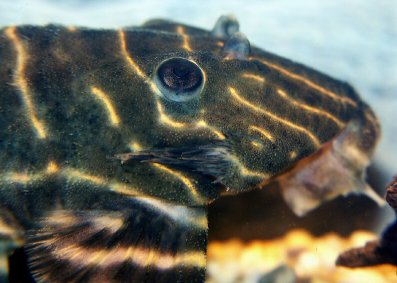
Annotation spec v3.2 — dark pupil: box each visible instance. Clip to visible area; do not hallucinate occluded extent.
[173,65,189,78]
[158,58,203,94]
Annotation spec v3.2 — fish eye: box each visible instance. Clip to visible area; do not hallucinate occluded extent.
[154,57,205,102]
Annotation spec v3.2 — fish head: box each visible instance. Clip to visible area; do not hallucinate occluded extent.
[117,16,381,211]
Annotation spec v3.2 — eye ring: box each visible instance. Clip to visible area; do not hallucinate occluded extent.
[154,57,205,102]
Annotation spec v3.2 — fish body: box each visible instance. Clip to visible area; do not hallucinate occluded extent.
[0,16,381,282]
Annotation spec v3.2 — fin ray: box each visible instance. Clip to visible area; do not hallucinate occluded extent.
[26,202,207,283]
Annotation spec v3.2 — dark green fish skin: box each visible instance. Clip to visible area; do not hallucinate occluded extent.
[0,17,379,282]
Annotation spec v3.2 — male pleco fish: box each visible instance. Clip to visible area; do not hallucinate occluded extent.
[0,15,382,282]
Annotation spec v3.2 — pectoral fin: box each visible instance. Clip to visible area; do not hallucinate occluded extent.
[278,120,384,216]
[25,200,208,283]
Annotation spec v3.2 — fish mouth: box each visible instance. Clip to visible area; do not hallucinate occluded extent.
[115,141,234,185]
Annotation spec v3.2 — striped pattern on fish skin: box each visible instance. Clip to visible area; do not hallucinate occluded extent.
[27,208,207,283]
[0,15,380,282]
